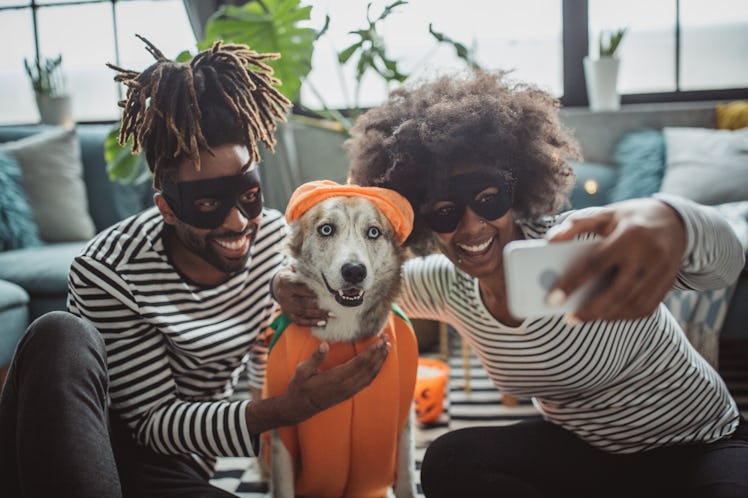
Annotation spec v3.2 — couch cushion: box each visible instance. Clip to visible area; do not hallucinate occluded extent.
[0,278,29,311]
[0,127,96,242]
[77,125,154,231]
[0,242,85,295]
[609,129,666,202]
[0,150,41,251]
[661,127,748,205]
[0,124,153,234]
[0,279,30,366]
[568,161,618,209]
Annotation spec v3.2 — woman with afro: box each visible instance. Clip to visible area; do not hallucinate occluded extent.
[275,70,748,497]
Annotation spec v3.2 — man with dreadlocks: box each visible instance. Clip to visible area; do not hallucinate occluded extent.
[0,36,389,497]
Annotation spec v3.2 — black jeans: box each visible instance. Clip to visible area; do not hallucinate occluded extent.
[0,311,236,498]
[420,416,748,498]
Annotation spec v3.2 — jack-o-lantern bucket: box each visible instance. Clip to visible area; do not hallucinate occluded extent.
[414,358,449,424]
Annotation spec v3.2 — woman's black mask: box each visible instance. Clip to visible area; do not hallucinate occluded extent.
[422,172,512,233]
[160,169,262,229]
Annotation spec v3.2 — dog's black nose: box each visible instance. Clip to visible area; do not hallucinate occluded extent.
[341,262,367,284]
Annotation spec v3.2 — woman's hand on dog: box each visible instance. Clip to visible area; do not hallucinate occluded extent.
[272,267,330,327]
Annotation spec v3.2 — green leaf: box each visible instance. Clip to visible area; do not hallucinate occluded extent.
[429,23,481,70]
[202,0,317,102]
[175,49,194,63]
[104,127,151,185]
[338,42,363,64]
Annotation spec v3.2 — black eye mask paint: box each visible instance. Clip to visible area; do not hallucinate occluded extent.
[161,169,262,229]
[422,172,513,233]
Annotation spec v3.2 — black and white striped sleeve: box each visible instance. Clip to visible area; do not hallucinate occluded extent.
[655,193,746,291]
[67,256,258,458]
[398,255,454,322]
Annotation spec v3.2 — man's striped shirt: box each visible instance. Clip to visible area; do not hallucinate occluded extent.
[398,195,745,453]
[68,206,286,472]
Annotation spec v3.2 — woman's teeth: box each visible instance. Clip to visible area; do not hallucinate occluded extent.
[458,238,493,253]
[216,237,246,250]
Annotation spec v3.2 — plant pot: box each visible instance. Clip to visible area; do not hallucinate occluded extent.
[583,56,621,112]
[35,94,73,126]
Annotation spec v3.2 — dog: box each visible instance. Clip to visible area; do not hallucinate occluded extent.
[262,181,418,498]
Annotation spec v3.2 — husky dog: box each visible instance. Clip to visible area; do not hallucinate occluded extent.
[262,181,418,498]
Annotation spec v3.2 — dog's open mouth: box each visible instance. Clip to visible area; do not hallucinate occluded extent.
[322,273,365,307]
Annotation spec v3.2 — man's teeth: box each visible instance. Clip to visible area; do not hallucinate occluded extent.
[458,238,492,253]
[216,238,246,250]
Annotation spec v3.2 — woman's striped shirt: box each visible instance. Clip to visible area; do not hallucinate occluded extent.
[67,206,287,473]
[398,194,745,453]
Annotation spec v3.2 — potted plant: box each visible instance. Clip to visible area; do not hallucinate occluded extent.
[583,28,627,111]
[24,54,73,125]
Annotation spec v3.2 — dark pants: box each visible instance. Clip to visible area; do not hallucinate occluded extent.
[0,311,236,498]
[420,416,748,498]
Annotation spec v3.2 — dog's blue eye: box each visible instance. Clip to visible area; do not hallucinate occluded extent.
[318,224,334,236]
[367,227,381,239]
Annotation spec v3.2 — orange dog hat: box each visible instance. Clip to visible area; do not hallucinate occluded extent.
[285,180,414,244]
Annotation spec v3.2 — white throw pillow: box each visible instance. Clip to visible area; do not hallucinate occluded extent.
[0,127,96,242]
[660,127,748,205]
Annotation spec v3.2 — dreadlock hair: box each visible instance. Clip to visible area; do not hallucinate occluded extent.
[346,70,581,255]
[107,34,292,189]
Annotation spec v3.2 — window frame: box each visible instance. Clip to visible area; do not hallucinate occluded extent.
[561,0,748,107]
[2,0,747,120]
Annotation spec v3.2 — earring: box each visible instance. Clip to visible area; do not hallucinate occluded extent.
[480,219,487,224]
[456,257,462,264]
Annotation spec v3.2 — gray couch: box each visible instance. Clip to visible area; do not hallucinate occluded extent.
[0,124,151,373]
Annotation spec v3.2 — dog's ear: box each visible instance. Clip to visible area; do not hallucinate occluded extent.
[286,221,304,259]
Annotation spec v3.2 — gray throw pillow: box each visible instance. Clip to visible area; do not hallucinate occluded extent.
[660,127,748,205]
[0,127,96,242]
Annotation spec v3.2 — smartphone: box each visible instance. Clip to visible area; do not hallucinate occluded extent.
[503,238,606,319]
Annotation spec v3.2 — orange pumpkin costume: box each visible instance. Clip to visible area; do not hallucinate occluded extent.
[262,308,418,498]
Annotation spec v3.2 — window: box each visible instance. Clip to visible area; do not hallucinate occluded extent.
[1,0,746,126]
[581,0,748,105]
[0,0,195,125]
[303,0,563,110]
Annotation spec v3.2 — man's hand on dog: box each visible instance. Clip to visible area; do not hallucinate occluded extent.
[284,338,390,421]
[246,334,390,434]
[272,266,331,327]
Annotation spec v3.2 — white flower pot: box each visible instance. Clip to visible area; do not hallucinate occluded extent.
[583,56,621,112]
[35,94,74,126]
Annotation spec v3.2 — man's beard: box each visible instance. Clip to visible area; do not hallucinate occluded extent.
[173,222,252,274]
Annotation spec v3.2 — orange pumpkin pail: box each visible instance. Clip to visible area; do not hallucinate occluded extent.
[414,357,449,424]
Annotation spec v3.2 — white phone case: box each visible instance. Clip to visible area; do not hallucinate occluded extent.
[503,238,604,319]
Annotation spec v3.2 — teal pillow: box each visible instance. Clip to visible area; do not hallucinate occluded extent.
[0,151,41,251]
[568,161,619,209]
[609,130,666,202]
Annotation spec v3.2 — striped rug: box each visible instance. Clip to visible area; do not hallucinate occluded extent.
[211,335,748,496]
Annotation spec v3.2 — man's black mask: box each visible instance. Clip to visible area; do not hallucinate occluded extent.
[422,172,513,233]
[161,169,262,229]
